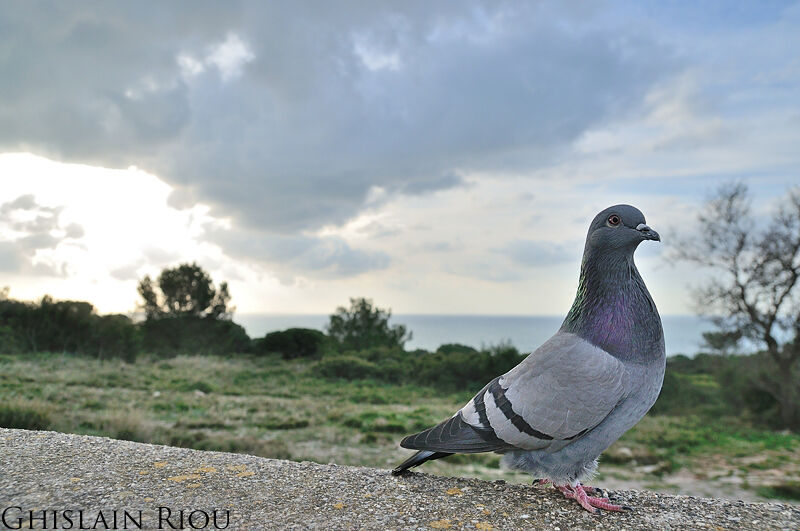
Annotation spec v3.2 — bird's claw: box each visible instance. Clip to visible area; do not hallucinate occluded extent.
[556,484,627,514]
[581,485,610,498]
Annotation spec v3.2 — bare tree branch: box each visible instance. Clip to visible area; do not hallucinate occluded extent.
[670,183,800,429]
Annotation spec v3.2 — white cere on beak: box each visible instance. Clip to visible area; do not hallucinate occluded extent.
[636,223,650,231]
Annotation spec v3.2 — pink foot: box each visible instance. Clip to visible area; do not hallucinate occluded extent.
[536,480,605,496]
[556,484,628,513]
[580,484,608,497]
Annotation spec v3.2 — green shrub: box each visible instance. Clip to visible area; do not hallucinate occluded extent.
[653,352,789,429]
[435,343,478,356]
[312,341,524,392]
[312,342,525,394]
[411,342,524,392]
[0,296,140,360]
[141,316,250,356]
[93,314,140,362]
[0,325,22,353]
[651,372,725,415]
[255,328,327,359]
[716,353,782,427]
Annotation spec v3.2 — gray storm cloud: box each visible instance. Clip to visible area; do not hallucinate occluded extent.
[0,1,674,274]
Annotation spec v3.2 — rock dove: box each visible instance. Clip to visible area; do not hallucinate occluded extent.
[392,205,665,513]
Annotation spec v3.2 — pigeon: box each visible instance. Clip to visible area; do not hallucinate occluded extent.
[392,205,665,514]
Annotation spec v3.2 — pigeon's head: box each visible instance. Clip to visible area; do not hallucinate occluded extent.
[585,204,660,253]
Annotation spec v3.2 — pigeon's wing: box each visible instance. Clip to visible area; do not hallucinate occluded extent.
[399,379,516,453]
[481,331,630,452]
[401,331,629,455]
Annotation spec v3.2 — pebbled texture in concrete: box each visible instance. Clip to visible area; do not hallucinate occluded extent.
[1,428,799,530]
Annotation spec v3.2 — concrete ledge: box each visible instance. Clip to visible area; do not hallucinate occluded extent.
[1,428,798,530]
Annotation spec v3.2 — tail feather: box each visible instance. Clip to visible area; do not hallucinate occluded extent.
[391,450,451,475]
[400,413,509,453]
[392,412,512,475]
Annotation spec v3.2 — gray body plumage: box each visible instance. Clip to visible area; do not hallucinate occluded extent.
[393,205,666,485]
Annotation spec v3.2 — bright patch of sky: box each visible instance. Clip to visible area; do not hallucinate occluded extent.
[0,1,798,317]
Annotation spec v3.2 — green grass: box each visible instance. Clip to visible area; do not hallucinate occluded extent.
[0,351,798,500]
[756,482,800,501]
[0,397,53,430]
[614,414,798,470]
[0,352,462,468]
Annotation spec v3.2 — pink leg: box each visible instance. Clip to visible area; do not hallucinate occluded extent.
[555,484,627,513]
[580,484,607,496]
[537,479,603,495]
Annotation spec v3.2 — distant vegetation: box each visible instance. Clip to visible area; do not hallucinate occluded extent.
[137,262,250,356]
[1,251,799,432]
[0,350,797,502]
[0,291,139,361]
[326,297,411,351]
[0,261,799,501]
[671,183,800,430]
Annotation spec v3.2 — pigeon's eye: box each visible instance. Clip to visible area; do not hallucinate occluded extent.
[607,214,621,227]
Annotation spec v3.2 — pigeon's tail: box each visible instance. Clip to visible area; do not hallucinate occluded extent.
[400,412,511,453]
[391,450,451,475]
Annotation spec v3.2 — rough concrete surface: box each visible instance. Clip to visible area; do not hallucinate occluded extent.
[1,428,798,530]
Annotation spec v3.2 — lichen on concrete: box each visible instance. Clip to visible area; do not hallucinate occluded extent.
[1,428,798,530]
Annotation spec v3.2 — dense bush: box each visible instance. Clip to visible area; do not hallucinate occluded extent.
[0,325,22,353]
[0,296,139,360]
[651,353,786,428]
[412,342,524,391]
[650,371,725,416]
[255,328,327,359]
[435,343,479,356]
[93,314,141,362]
[141,316,250,356]
[314,342,525,393]
[715,352,782,427]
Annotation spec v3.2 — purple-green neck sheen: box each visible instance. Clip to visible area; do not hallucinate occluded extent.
[561,243,663,363]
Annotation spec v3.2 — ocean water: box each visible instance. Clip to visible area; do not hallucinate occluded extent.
[236,314,715,357]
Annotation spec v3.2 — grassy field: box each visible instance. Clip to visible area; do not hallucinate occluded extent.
[1,352,798,503]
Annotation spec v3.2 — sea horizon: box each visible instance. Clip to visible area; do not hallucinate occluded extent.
[235,313,717,357]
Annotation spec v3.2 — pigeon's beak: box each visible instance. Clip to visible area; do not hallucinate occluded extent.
[636,223,660,242]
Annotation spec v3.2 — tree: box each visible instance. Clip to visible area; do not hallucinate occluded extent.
[0,293,139,360]
[136,263,248,355]
[326,297,411,351]
[137,262,232,321]
[672,183,800,429]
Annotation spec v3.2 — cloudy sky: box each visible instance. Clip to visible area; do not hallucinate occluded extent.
[1,1,799,317]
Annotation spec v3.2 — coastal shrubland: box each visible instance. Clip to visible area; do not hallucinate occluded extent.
[0,349,798,502]
[1,264,800,502]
